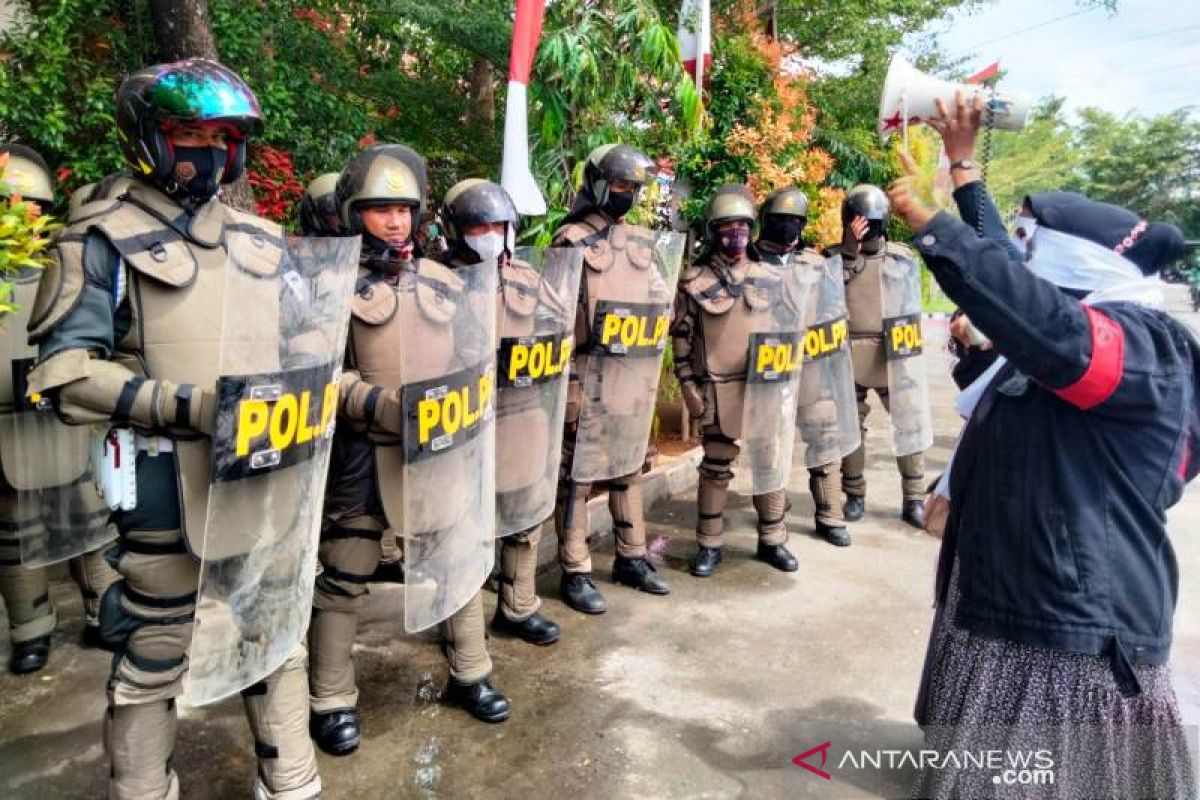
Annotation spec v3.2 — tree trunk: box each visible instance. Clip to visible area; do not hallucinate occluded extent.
[467,55,496,130]
[146,0,256,212]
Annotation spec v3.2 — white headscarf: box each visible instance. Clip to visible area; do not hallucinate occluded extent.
[934,228,1164,498]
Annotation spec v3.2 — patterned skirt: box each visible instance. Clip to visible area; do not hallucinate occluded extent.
[912,563,1196,799]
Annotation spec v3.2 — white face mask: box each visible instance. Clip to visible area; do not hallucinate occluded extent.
[465,231,506,262]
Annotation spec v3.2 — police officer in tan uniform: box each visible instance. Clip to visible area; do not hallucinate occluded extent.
[672,185,800,577]
[835,185,926,528]
[440,179,565,645]
[309,146,510,757]
[24,61,322,800]
[756,188,852,546]
[552,143,671,614]
[0,145,119,674]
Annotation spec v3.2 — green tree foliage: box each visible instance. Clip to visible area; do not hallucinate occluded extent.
[987,101,1200,236]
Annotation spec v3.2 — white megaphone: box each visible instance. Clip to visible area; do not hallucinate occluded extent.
[878,55,1031,143]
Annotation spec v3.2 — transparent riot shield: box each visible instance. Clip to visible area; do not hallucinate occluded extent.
[496,247,583,536]
[400,260,497,632]
[185,235,359,705]
[796,254,862,468]
[881,251,934,457]
[740,263,812,495]
[0,404,112,566]
[571,226,686,483]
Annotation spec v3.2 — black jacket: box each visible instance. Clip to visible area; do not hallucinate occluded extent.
[915,203,1200,696]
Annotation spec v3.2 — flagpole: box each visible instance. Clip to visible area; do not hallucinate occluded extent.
[695,0,709,98]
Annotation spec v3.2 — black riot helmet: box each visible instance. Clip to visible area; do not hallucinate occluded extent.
[298,172,343,236]
[842,184,890,240]
[758,187,809,251]
[114,59,263,189]
[575,143,655,220]
[0,143,54,207]
[441,179,519,263]
[335,143,428,236]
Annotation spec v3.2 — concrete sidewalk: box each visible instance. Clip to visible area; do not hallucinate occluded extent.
[0,338,1197,799]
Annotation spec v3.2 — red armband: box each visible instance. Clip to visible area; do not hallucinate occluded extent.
[1051,305,1124,410]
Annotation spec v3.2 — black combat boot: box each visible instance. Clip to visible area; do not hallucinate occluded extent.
[612,556,670,595]
[560,572,607,615]
[9,636,49,675]
[444,676,511,723]
[310,708,361,756]
[756,542,799,572]
[491,606,561,646]
[843,495,866,522]
[689,546,723,578]
[902,499,926,530]
[816,520,852,547]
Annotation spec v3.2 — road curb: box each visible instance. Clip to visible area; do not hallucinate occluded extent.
[533,446,703,573]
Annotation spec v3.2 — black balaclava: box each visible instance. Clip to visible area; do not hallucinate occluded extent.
[761,215,804,251]
[602,190,637,220]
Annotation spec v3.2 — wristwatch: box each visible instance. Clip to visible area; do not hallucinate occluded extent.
[949,160,976,171]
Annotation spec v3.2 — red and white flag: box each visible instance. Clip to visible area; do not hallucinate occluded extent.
[501,0,547,216]
[677,0,711,92]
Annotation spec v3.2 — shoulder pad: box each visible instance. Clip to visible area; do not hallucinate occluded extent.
[501,261,540,318]
[793,248,827,267]
[351,270,398,326]
[90,200,198,288]
[886,241,916,260]
[27,226,91,342]
[224,207,285,279]
[414,258,464,325]
[66,196,121,226]
[552,214,607,248]
[680,265,735,316]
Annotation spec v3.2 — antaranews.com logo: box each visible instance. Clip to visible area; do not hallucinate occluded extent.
[793,741,1055,788]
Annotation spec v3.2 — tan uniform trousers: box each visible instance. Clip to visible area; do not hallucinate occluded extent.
[695,426,788,550]
[0,486,119,643]
[553,422,648,575]
[841,384,926,501]
[310,514,493,714]
[807,462,844,526]
[103,454,318,800]
[498,524,543,622]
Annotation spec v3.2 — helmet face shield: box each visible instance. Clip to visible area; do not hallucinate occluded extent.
[0,145,54,206]
[843,184,890,223]
[582,143,654,213]
[705,185,757,242]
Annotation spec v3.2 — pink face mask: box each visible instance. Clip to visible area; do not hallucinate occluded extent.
[719,227,750,258]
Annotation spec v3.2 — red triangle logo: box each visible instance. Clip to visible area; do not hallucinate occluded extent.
[792,741,833,780]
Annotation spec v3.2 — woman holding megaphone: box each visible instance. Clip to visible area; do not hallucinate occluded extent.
[891,92,1197,798]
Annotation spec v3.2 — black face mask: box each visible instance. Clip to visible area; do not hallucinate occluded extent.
[865,218,887,240]
[761,216,804,250]
[170,146,227,204]
[602,190,637,219]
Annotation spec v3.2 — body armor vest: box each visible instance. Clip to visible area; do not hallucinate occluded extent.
[557,217,671,417]
[842,244,911,389]
[44,181,287,550]
[680,256,776,439]
[346,257,470,532]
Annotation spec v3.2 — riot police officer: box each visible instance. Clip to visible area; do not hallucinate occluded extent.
[24,61,322,799]
[297,172,343,237]
[0,145,119,674]
[552,144,674,614]
[756,188,856,547]
[440,178,569,646]
[673,185,801,576]
[310,145,511,758]
[835,186,929,528]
